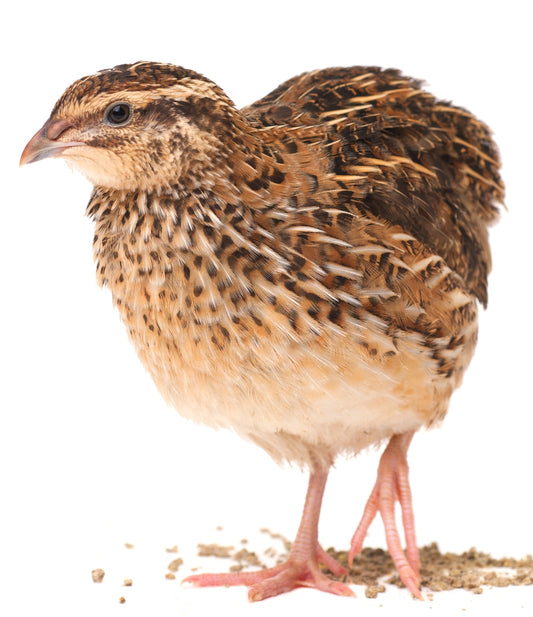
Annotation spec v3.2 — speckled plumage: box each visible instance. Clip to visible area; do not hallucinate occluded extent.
[21,62,503,600]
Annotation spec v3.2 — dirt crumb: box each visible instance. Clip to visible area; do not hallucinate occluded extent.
[197,543,234,558]
[91,568,105,583]
[364,584,385,598]
[168,557,184,572]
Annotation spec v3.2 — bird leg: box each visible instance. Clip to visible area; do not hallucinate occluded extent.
[349,430,423,599]
[183,469,354,601]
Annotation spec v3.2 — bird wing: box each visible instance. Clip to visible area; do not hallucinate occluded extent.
[243,67,504,306]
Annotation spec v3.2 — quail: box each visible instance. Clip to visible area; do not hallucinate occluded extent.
[21,62,503,601]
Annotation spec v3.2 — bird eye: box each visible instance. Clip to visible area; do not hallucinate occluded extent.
[104,102,132,126]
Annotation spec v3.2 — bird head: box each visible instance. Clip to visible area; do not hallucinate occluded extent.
[20,62,240,192]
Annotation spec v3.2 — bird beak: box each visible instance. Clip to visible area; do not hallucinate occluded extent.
[20,118,85,166]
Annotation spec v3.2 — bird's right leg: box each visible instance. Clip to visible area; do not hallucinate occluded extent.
[183,468,354,601]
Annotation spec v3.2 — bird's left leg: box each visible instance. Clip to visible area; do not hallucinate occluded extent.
[349,430,423,599]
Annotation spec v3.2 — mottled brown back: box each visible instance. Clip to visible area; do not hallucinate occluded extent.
[244,67,503,306]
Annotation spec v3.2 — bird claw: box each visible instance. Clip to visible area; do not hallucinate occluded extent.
[316,544,349,577]
[350,432,423,599]
[183,553,355,602]
[401,570,424,600]
[247,560,355,602]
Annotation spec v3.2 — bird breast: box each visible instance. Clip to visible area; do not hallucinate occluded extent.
[87,184,478,467]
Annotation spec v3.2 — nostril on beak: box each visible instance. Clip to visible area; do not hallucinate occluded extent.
[45,118,74,140]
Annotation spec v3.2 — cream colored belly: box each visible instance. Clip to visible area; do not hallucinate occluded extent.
[129,323,456,468]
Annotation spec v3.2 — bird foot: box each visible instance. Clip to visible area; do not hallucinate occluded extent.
[349,432,423,600]
[183,544,354,602]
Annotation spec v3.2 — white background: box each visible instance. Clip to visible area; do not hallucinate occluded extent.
[2,1,532,615]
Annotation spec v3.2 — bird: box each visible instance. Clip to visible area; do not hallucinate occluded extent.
[21,61,503,601]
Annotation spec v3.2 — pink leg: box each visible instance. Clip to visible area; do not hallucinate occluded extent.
[349,431,423,599]
[183,469,354,601]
